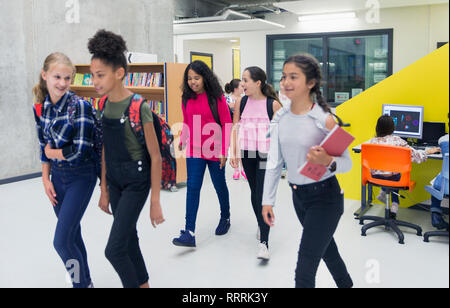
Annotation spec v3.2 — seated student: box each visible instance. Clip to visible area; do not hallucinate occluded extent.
[368,115,441,219]
[429,122,449,230]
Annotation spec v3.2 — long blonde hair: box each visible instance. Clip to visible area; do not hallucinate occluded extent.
[32,52,76,104]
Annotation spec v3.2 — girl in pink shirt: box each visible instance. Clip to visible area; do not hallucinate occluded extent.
[173,61,232,248]
[230,66,282,260]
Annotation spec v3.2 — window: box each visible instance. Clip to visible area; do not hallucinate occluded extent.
[267,29,393,106]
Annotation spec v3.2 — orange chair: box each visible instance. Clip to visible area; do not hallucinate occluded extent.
[359,144,422,244]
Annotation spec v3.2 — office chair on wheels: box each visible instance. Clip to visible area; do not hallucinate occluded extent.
[359,144,422,245]
[424,152,449,242]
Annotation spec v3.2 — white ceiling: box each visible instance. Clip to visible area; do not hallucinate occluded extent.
[174,19,286,35]
[274,0,449,15]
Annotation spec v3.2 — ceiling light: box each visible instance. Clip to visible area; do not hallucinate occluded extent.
[298,12,357,22]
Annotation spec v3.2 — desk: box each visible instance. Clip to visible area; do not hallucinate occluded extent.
[352,144,443,217]
[352,144,443,160]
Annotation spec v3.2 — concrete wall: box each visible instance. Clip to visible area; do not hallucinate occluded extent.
[0,0,174,180]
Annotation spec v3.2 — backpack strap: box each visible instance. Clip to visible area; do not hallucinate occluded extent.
[266,97,275,120]
[98,95,108,113]
[239,95,249,119]
[124,94,146,145]
[34,103,43,118]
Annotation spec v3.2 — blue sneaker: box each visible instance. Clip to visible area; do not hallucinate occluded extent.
[215,218,231,236]
[173,230,196,247]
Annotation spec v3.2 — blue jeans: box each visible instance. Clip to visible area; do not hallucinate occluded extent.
[186,158,230,232]
[372,173,401,204]
[51,162,97,288]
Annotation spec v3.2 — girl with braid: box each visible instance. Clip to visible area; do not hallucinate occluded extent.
[262,54,353,288]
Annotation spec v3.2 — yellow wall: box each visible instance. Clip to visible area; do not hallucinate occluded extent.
[336,44,449,207]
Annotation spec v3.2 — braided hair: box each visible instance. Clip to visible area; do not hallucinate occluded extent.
[284,54,346,126]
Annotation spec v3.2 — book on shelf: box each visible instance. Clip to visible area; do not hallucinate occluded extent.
[297,125,355,181]
[82,97,101,110]
[73,73,84,86]
[123,72,164,87]
[82,74,93,86]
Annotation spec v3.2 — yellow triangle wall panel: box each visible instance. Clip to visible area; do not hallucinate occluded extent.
[336,44,449,207]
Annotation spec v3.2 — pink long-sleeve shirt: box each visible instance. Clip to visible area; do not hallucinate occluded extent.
[180,92,232,161]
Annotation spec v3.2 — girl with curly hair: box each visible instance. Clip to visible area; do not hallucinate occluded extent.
[88,29,165,288]
[172,60,233,248]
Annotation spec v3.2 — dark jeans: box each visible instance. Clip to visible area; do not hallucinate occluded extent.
[185,158,230,233]
[241,150,270,245]
[51,162,97,288]
[105,160,151,288]
[372,173,401,204]
[291,176,353,289]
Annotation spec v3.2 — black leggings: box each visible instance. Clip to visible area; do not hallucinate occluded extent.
[291,176,353,288]
[241,151,270,246]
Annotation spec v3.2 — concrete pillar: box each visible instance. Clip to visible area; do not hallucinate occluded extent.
[0,0,174,180]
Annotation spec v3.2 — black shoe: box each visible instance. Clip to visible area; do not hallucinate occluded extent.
[215,218,231,236]
[431,212,449,230]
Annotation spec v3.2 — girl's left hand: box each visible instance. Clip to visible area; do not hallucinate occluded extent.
[150,200,165,228]
[307,146,333,167]
[44,144,53,159]
[220,156,228,169]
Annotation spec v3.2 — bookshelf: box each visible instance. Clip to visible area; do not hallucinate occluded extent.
[71,62,188,184]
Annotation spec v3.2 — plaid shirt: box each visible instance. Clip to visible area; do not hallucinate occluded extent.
[33,91,96,166]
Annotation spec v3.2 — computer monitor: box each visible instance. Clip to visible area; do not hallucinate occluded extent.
[382,104,424,139]
[419,122,446,146]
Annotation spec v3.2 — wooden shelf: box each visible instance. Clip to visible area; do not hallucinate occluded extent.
[70,85,165,96]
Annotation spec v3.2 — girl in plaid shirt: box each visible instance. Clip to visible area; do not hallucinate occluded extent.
[33,52,97,288]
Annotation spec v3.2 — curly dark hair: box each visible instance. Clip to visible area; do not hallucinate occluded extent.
[182,60,224,124]
[87,29,128,77]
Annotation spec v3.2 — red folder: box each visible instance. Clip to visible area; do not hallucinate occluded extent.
[298,125,355,181]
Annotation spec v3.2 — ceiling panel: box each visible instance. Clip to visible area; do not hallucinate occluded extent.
[174,18,286,35]
[274,0,449,15]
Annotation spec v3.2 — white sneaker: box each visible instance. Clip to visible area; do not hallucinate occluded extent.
[376,191,387,204]
[257,243,270,260]
[256,227,260,241]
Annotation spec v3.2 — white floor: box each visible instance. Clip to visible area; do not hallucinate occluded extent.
[0,168,448,288]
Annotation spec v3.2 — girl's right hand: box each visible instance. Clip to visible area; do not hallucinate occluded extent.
[43,180,57,207]
[99,190,112,215]
[262,206,275,227]
[230,157,239,169]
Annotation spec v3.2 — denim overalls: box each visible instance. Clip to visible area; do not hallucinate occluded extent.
[102,103,151,288]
